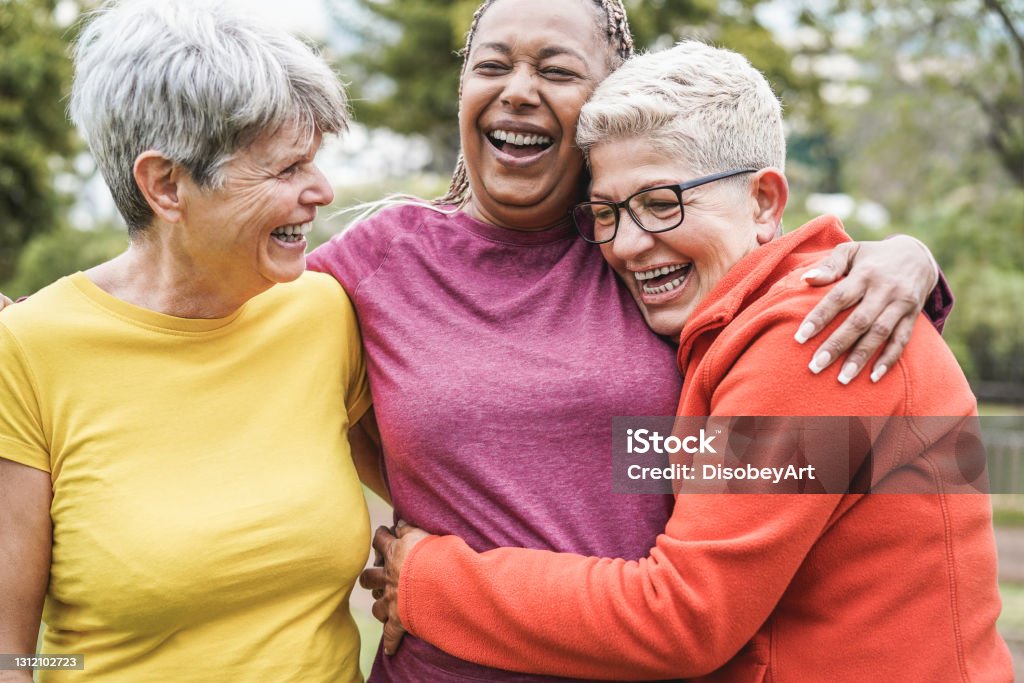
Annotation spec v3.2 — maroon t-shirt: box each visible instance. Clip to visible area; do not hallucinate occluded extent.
[308,205,682,682]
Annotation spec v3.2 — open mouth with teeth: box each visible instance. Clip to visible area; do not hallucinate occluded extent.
[270,223,312,245]
[634,263,692,295]
[487,129,554,159]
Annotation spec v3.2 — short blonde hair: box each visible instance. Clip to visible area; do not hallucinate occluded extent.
[576,40,785,178]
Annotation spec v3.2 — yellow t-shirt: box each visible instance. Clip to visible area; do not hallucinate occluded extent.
[0,271,371,682]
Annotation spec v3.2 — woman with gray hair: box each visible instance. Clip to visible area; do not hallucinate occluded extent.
[0,1,377,681]
[365,40,1012,681]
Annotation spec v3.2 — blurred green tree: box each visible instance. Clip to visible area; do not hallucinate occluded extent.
[813,0,1022,199]
[0,0,77,282]
[810,0,1024,383]
[2,223,125,299]
[330,0,478,172]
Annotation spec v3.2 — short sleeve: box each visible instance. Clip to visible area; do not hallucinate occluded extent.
[336,289,372,426]
[924,270,954,333]
[0,324,50,472]
[306,218,385,295]
[306,205,421,296]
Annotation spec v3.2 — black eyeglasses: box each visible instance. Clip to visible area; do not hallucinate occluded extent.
[571,168,759,244]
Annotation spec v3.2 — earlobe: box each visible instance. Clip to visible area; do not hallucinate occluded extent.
[753,168,788,244]
[134,151,183,223]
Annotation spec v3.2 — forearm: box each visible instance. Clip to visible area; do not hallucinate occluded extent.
[400,495,836,679]
[886,233,950,331]
[348,409,390,504]
[0,458,52,660]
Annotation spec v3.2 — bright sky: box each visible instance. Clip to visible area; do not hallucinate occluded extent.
[233,0,333,40]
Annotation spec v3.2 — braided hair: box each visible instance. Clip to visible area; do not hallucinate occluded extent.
[433,0,635,209]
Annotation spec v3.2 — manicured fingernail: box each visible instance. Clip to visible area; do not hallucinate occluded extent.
[838,362,858,385]
[794,322,815,344]
[809,351,830,374]
[801,269,821,281]
[870,365,888,383]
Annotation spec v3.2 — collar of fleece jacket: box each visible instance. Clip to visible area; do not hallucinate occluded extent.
[674,215,849,373]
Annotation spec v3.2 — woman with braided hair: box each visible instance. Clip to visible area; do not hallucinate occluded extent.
[308,1,948,679]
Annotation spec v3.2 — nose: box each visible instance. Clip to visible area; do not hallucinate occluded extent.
[301,163,334,207]
[501,64,540,109]
[608,211,656,262]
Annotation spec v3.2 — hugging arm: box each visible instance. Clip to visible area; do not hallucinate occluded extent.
[377,490,840,678]
[801,234,945,383]
[363,312,886,679]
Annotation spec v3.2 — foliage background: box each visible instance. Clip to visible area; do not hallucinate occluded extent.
[2,0,1022,389]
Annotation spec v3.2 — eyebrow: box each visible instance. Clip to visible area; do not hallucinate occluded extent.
[474,41,589,65]
[591,179,681,201]
[263,142,318,173]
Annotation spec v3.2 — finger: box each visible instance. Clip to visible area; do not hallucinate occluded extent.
[359,566,386,591]
[394,521,421,538]
[382,619,408,656]
[371,598,389,624]
[833,307,906,385]
[808,293,886,375]
[797,279,869,348]
[372,525,397,556]
[869,315,916,383]
[372,588,384,601]
[800,242,858,287]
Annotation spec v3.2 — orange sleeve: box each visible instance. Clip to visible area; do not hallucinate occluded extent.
[397,294,903,679]
[400,494,840,679]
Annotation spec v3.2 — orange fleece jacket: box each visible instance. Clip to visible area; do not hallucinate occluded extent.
[398,216,1012,682]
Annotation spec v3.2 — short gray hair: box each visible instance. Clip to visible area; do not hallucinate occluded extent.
[577,40,785,181]
[70,0,349,233]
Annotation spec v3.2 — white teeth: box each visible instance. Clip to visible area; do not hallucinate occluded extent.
[488,129,553,146]
[630,263,691,295]
[632,263,687,282]
[271,222,312,240]
[642,273,688,295]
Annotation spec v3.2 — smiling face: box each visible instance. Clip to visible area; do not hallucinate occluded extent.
[177,124,333,299]
[459,0,613,230]
[592,137,778,338]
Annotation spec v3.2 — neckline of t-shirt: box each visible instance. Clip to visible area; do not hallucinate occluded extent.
[447,208,578,246]
[68,272,247,335]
